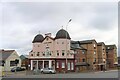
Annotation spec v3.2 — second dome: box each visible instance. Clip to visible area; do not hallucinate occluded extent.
[55,29,71,39]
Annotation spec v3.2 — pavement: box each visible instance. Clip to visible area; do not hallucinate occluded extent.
[2,69,119,78]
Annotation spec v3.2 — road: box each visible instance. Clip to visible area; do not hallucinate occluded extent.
[2,70,119,78]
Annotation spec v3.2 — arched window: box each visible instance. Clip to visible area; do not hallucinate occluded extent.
[31,54,33,56]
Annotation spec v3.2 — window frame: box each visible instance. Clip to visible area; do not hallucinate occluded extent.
[62,62,65,68]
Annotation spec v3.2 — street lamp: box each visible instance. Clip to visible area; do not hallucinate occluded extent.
[65,19,72,73]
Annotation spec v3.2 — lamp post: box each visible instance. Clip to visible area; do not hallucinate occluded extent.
[65,19,72,73]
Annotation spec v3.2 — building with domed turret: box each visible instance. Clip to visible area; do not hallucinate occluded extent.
[29,29,76,72]
[28,28,118,72]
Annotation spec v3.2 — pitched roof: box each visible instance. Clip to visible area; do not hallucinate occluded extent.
[97,42,105,46]
[0,49,15,60]
[43,36,54,41]
[20,55,28,60]
[79,39,97,44]
[106,44,117,50]
[70,41,86,50]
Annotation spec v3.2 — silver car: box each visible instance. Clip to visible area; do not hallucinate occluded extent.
[40,68,56,74]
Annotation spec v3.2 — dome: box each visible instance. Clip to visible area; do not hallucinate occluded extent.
[32,34,44,43]
[55,29,71,39]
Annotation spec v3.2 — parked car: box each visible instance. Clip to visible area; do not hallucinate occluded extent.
[40,68,56,74]
[11,67,25,72]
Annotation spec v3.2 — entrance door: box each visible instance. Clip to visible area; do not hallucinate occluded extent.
[38,61,43,70]
[100,65,103,71]
[33,61,37,70]
[44,61,49,68]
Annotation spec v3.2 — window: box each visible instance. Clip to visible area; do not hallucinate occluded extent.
[49,52,51,56]
[10,61,16,66]
[94,51,96,55]
[62,62,65,68]
[57,53,59,56]
[71,62,74,70]
[67,62,70,70]
[62,53,64,56]
[94,58,96,62]
[62,50,65,56]
[57,42,59,44]
[94,44,96,49]
[82,59,85,62]
[82,51,85,54]
[93,44,96,47]
[43,53,45,56]
[38,45,39,47]
[62,42,64,44]
[57,62,59,68]
[57,50,59,56]
[31,54,33,56]
[37,53,39,56]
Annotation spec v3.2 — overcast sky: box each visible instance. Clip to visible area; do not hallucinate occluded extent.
[0,1,119,56]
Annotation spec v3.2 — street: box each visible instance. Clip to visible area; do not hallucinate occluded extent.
[2,70,119,78]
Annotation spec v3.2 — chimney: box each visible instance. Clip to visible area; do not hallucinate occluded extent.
[45,33,51,37]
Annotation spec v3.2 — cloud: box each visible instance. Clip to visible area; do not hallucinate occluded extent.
[1,2,118,56]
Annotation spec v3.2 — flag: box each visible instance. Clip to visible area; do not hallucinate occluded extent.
[69,19,72,22]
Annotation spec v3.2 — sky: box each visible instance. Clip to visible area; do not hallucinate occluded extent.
[0,0,119,56]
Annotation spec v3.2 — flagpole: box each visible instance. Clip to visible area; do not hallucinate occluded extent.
[65,19,72,73]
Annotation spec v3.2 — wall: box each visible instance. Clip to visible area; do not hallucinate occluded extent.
[5,51,21,71]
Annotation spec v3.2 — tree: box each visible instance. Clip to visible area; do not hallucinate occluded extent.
[2,60,5,66]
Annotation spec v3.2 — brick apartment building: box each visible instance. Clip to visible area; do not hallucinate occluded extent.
[71,41,89,72]
[97,42,107,71]
[106,45,118,69]
[79,39,98,71]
